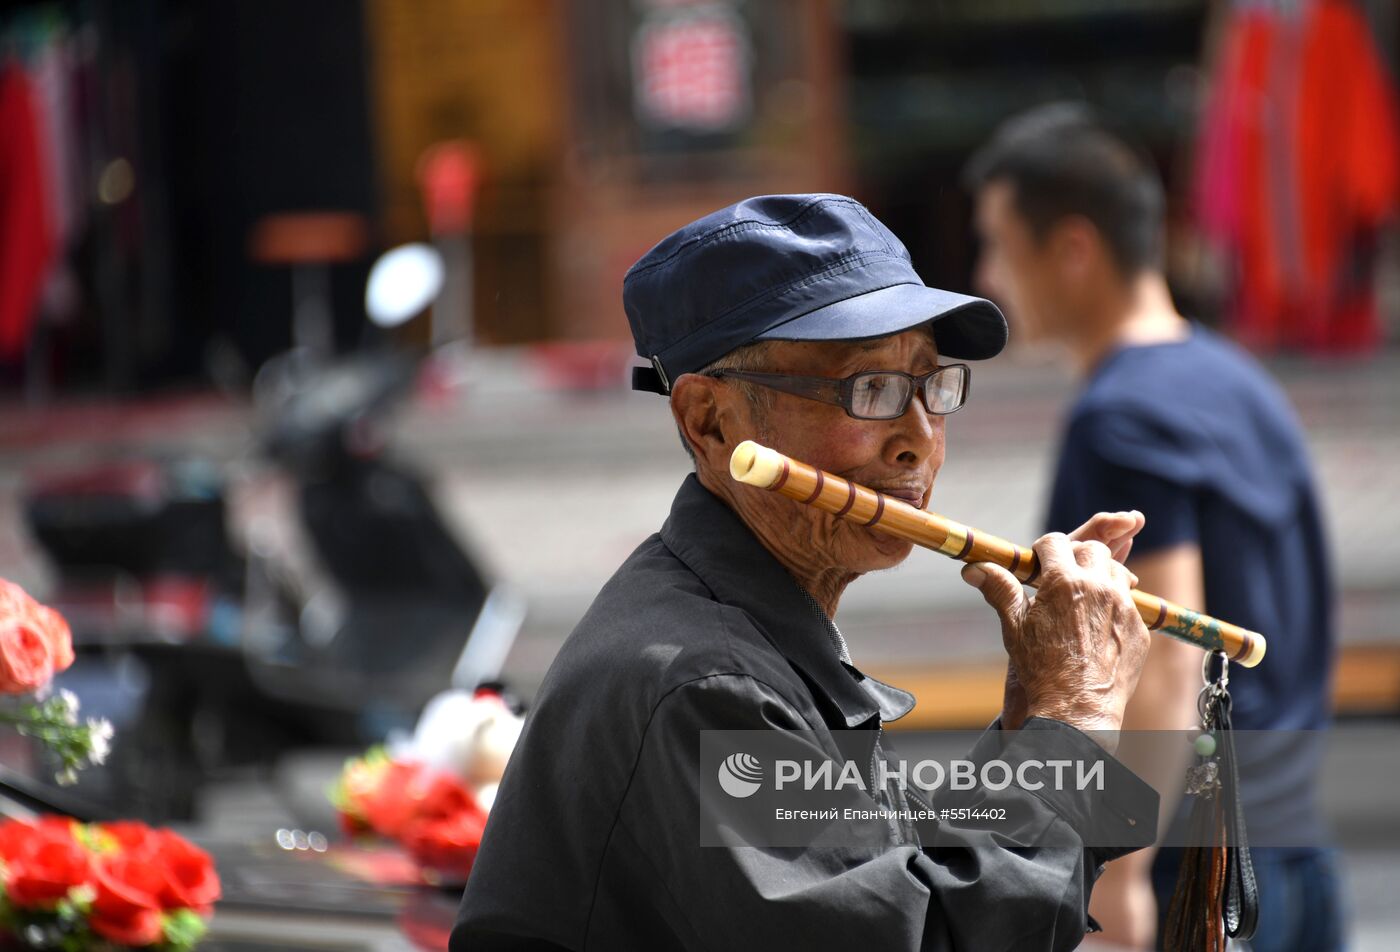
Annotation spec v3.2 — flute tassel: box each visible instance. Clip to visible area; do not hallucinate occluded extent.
[1163,792,1228,951]
[1163,653,1258,951]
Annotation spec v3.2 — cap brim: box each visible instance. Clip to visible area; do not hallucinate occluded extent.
[754,282,1007,360]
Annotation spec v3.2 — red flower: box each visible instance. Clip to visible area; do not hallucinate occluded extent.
[361,761,425,839]
[415,770,477,822]
[334,753,490,882]
[0,815,218,944]
[32,816,78,839]
[0,618,53,694]
[89,854,166,947]
[29,603,74,674]
[1,825,90,908]
[339,810,371,837]
[335,755,388,831]
[0,816,77,861]
[397,770,488,879]
[0,579,72,692]
[99,820,159,856]
[402,808,486,880]
[0,579,34,619]
[154,830,221,910]
[0,818,34,863]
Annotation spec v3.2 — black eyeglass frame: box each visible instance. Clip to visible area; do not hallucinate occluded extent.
[709,364,971,420]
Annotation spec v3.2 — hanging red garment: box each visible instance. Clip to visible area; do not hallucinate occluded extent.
[1195,0,1400,354]
[0,63,56,363]
[1196,7,1284,349]
[1294,0,1400,351]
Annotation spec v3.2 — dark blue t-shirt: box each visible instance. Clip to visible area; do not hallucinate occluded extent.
[1044,324,1335,844]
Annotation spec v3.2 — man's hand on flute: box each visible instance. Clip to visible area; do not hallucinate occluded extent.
[960,512,1150,753]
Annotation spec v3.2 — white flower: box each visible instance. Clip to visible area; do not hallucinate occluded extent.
[86,718,114,766]
[58,690,80,725]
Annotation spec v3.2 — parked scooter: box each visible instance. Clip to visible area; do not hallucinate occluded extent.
[21,245,523,820]
[242,345,522,743]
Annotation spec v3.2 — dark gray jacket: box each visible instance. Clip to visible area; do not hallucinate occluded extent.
[452,475,1156,950]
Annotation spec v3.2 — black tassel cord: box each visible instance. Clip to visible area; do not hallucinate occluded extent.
[1164,652,1259,951]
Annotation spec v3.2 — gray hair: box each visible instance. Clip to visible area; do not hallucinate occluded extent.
[675,340,777,463]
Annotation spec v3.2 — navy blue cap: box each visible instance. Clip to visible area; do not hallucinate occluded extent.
[624,193,1007,394]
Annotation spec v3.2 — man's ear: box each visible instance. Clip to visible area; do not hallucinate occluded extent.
[670,373,739,469]
[1050,215,1100,279]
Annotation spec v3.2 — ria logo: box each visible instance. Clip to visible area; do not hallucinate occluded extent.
[718,752,764,798]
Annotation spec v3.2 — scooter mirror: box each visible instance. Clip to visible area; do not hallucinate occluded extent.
[365,243,445,328]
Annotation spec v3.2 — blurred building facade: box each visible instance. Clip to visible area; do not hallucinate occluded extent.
[1,0,1397,396]
[368,0,850,345]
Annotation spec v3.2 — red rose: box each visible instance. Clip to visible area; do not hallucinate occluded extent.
[402,809,486,880]
[99,820,159,856]
[33,816,78,836]
[154,830,221,910]
[0,579,35,619]
[0,579,73,688]
[1,825,90,908]
[89,855,166,947]
[0,818,35,863]
[338,810,371,837]
[0,618,53,694]
[362,761,425,838]
[336,756,388,831]
[29,603,74,674]
[415,771,478,822]
[0,817,78,861]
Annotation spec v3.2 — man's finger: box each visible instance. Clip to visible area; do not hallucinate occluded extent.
[1068,510,1135,542]
[1106,559,1139,591]
[1032,532,1078,580]
[1108,535,1135,564]
[961,561,1026,623]
[1073,539,1113,570]
[1069,510,1144,564]
[1110,510,1145,563]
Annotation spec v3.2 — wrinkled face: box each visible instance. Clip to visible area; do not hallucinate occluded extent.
[734,327,948,576]
[972,179,1066,344]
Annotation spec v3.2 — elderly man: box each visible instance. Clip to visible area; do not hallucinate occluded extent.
[451,194,1159,951]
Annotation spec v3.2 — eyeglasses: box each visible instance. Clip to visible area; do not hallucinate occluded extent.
[709,364,970,420]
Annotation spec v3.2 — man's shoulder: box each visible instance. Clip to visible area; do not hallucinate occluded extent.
[1057,327,1316,526]
[1076,326,1288,422]
[538,533,809,714]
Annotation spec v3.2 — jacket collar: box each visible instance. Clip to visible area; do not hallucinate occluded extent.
[659,474,914,729]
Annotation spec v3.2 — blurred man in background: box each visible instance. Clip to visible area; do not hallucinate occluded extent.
[965,104,1342,951]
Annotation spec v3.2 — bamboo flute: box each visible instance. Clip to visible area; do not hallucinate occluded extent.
[729,440,1266,667]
